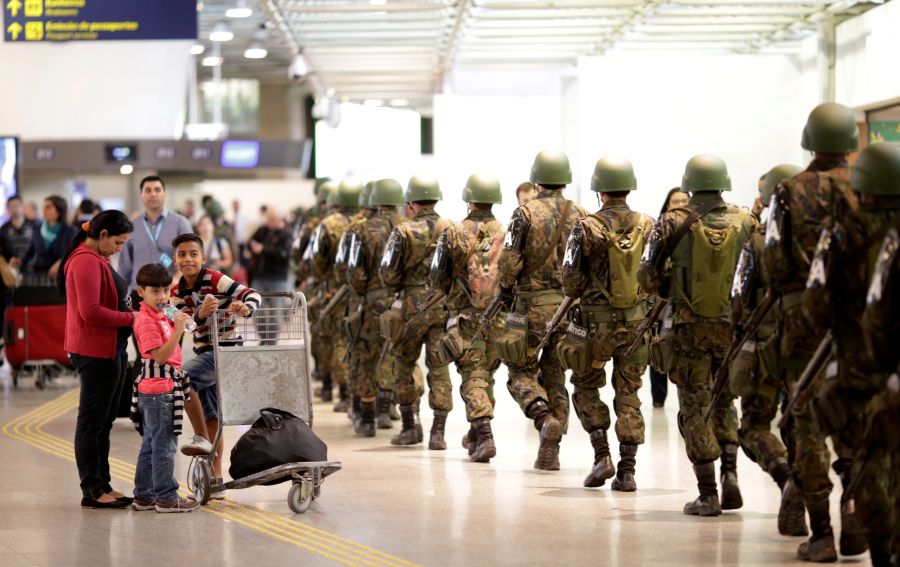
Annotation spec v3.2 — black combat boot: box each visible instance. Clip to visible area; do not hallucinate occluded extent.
[320,373,333,402]
[390,405,421,446]
[684,462,722,516]
[375,390,394,429]
[333,384,350,413]
[349,395,362,428]
[797,498,837,562]
[470,417,496,463]
[429,410,448,450]
[611,443,638,492]
[461,425,477,456]
[866,538,892,567]
[768,457,791,489]
[834,460,868,556]
[583,430,616,488]
[719,443,743,510]
[779,476,810,536]
[355,401,376,437]
[526,401,562,471]
[413,398,424,442]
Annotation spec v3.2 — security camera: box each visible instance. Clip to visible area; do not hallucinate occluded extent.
[288,54,309,81]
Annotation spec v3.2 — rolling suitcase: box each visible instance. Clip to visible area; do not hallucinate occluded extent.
[4,304,71,387]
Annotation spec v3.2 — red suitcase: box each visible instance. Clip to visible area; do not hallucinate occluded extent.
[4,305,71,387]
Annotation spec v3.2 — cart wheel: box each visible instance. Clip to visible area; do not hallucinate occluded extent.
[288,480,313,514]
[191,458,212,505]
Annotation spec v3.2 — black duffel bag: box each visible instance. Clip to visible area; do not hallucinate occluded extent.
[229,408,327,485]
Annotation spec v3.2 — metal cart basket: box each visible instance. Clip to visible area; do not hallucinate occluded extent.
[187,290,341,513]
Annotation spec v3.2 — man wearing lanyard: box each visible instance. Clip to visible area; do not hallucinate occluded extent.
[118,176,193,304]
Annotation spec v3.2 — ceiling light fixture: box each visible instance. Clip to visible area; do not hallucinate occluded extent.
[119,164,134,175]
[226,1,252,18]
[244,42,268,59]
[369,0,387,5]
[389,99,409,107]
[190,44,205,55]
[202,55,223,66]
[364,99,384,107]
[209,23,234,42]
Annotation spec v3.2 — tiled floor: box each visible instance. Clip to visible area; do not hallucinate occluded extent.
[0,364,862,567]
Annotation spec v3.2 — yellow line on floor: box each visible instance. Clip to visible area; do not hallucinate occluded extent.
[3,388,420,567]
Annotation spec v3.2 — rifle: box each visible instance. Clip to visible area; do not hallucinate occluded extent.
[312,284,349,332]
[623,298,670,358]
[704,288,778,422]
[534,296,576,357]
[471,291,510,343]
[777,330,834,429]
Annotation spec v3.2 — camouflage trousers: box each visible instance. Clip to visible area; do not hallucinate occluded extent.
[392,295,452,412]
[568,315,648,445]
[738,366,788,472]
[670,322,739,464]
[453,309,501,422]
[504,298,569,432]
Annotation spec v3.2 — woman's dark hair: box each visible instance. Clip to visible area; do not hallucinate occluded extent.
[659,187,686,217]
[136,263,172,288]
[172,232,203,251]
[57,209,134,294]
[45,195,69,224]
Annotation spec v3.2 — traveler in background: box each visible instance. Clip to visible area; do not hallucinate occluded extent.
[649,187,689,408]
[60,211,136,509]
[1,195,36,267]
[197,215,234,274]
[516,181,536,206]
[180,199,197,227]
[21,195,77,280]
[76,199,97,223]
[248,208,292,344]
[230,198,249,267]
[24,201,39,223]
[117,175,193,297]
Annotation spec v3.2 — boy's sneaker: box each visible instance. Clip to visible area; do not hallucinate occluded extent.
[132,497,156,511]
[180,435,213,456]
[210,478,226,500]
[155,496,200,513]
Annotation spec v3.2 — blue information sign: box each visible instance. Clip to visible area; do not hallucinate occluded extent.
[4,0,197,42]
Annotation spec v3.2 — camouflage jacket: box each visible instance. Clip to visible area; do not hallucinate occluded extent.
[561,198,653,309]
[334,210,371,286]
[294,203,326,281]
[347,208,404,296]
[763,157,858,294]
[311,209,357,284]
[638,192,756,324]
[498,190,587,293]
[429,210,504,311]
[729,223,780,336]
[380,208,454,290]
[862,226,900,372]
[803,202,900,377]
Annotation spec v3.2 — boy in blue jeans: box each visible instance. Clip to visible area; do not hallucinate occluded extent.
[131,263,199,513]
[171,233,261,498]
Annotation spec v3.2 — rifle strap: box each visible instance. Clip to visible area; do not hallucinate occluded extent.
[522,199,573,277]
[661,196,724,263]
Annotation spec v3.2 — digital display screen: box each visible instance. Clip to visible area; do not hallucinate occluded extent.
[105,144,137,163]
[0,137,19,219]
[221,140,260,168]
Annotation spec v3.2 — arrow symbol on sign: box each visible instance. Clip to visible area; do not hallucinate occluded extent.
[6,0,22,17]
[7,21,23,40]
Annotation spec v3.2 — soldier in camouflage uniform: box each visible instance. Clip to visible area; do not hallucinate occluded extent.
[559,157,654,489]
[429,174,505,463]
[346,179,406,436]
[497,150,587,471]
[762,102,864,562]
[638,155,756,516]
[730,164,807,535]
[802,142,900,566]
[379,176,455,448]
[311,179,363,409]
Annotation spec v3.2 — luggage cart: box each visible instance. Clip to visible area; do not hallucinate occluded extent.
[187,290,341,513]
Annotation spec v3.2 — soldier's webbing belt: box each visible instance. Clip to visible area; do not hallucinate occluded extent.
[660,196,724,266]
[521,199,573,278]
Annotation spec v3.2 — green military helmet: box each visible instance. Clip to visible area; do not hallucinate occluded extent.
[852,142,900,196]
[530,149,572,185]
[314,177,332,202]
[462,173,502,204]
[405,175,442,202]
[590,157,637,193]
[319,180,338,206]
[206,199,225,218]
[801,102,859,154]
[761,164,804,204]
[360,181,375,208]
[681,154,732,192]
[331,177,363,208]
[369,178,405,207]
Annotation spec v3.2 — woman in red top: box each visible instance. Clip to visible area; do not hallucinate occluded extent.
[59,210,136,508]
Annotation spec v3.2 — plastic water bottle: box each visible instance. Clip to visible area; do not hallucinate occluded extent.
[161,304,197,332]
